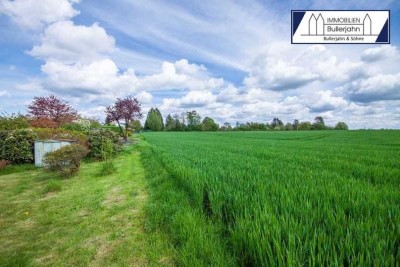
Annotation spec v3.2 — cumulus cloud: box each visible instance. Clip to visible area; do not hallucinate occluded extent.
[244,44,319,91]
[29,21,116,63]
[306,91,348,112]
[344,73,400,102]
[38,58,224,98]
[137,59,224,91]
[135,91,153,104]
[25,16,222,98]
[243,44,370,91]
[361,45,399,62]
[162,90,217,109]
[0,0,79,30]
[41,59,138,96]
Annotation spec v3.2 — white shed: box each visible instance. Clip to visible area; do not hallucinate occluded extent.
[34,140,73,167]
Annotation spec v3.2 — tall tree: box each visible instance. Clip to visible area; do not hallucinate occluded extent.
[155,108,164,130]
[293,119,300,130]
[165,114,176,131]
[105,95,142,140]
[312,116,326,130]
[173,114,184,131]
[144,108,164,131]
[130,120,142,132]
[335,122,348,130]
[221,122,232,131]
[27,95,78,126]
[270,117,283,129]
[201,117,219,131]
[186,110,201,131]
[314,116,324,124]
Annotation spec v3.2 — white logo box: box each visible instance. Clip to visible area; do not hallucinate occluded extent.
[292,10,390,44]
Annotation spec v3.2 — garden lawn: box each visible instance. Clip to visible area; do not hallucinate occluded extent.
[0,142,174,266]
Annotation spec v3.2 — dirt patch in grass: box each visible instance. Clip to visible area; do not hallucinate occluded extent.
[102,186,126,207]
[77,208,91,217]
[91,242,117,265]
[35,253,56,266]
[15,218,36,230]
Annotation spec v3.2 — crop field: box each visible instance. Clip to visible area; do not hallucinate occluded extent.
[142,130,400,266]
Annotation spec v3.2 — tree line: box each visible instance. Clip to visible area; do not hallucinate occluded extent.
[0,94,349,135]
[142,108,349,131]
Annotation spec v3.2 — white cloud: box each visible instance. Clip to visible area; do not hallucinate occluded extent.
[83,0,283,72]
[244,44,374,91]
[29,21,115,64]
[0,0,79,30]
[344,73,400,102]
[244,43,319,90]
[78,106,107,120]
[135,91,153,104]
[306,91,348,112]
[41,59,137,96]
[0,90,10,97]
[361,45,399,62]
[162,90,216,109]
[137,59,224,91]
[36,58,223,101]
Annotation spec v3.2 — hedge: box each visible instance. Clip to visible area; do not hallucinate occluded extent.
[0,129,37,164]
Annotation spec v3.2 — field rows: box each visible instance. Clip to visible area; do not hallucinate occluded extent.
[143,131,400,266]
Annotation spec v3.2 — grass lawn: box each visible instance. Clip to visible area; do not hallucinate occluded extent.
[0,141,174,266]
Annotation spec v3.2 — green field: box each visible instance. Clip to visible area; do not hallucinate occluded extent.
[142,130,400,266]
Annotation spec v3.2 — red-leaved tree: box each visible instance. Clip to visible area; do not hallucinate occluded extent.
[105,96,142,140]
[27,95,78,127]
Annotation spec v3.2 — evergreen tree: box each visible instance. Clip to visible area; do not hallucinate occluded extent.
[144,108,164,131]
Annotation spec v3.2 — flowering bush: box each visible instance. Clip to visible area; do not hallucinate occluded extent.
[43,144,89,177]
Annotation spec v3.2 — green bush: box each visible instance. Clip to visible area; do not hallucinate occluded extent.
[0,113,29,130]
[43,144,89,177]
[60,122,86,132]
[101,125,121,134]
[100,138,116,175]
[87,129,122,159]
[0,129,37,164]
[61,118,102,132]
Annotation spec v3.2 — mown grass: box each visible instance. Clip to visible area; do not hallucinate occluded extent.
[142,130,400,266]
[0,142,174,266]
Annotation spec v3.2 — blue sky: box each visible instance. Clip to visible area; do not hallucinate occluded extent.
[0,0,399,128]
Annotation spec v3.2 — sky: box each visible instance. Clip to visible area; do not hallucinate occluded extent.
[0,0,399,129]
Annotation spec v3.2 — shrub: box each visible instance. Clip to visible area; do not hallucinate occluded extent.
[61,118,102,132]
[60,122,86,132]
[0,113,29,130]
[101,125,121,134]
[34,128,88,147]
[100,138,116,175]
[43,144,89,177]
[87,129,122,159]
[0,129,37,164]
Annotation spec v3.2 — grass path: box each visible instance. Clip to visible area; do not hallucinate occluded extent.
[0,142,174,266]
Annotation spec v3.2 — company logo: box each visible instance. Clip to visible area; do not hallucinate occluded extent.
[292,10,390,44]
